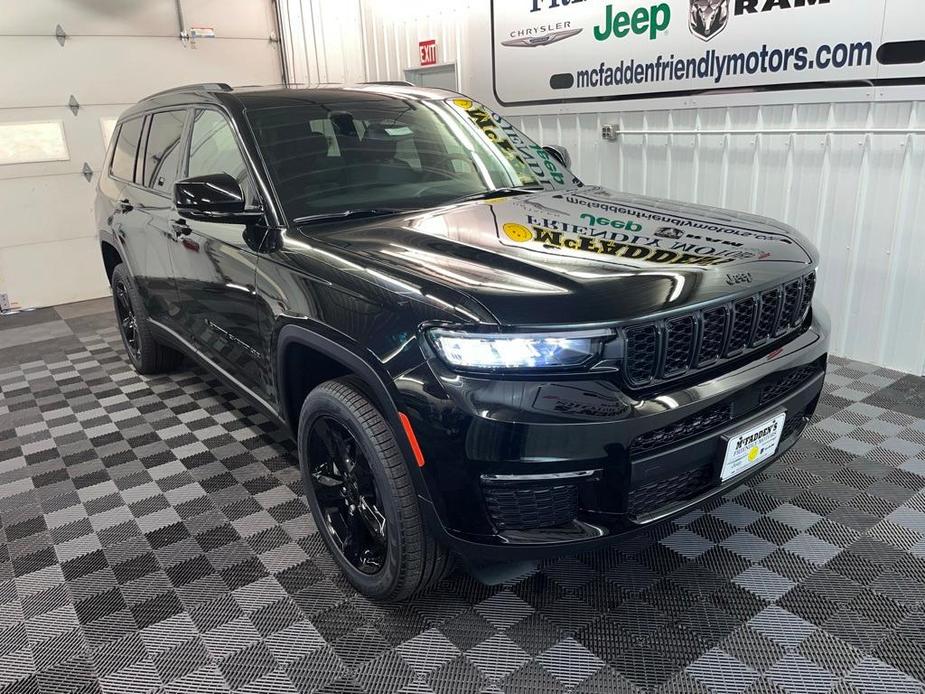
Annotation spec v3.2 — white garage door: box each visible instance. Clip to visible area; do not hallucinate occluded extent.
[0,0,282,311]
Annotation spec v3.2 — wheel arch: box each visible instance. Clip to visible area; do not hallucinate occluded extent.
[276,323,452,549]
[276,325,403,438]
[100,240,124,284]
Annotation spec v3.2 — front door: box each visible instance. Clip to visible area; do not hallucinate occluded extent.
[171,108,266,394]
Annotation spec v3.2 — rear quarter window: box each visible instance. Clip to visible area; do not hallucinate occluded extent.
[111,117,144,182]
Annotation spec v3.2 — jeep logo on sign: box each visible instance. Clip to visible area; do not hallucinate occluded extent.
[690,0,729,41]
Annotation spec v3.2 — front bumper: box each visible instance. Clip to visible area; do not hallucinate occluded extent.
[396,309,830,562]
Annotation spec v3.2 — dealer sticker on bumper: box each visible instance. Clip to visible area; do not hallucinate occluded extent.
[721,412,786,482]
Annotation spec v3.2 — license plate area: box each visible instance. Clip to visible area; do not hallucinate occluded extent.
[720,411,786,482]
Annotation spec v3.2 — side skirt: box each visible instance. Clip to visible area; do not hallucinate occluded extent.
[148,319,288,432]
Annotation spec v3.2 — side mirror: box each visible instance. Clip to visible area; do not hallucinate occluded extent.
[542,145,571,169]
[174,173,262,224]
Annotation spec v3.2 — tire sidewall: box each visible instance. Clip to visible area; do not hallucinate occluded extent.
[111,265,145,371]
[298,387,405,598]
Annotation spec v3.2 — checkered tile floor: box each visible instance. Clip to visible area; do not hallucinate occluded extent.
[2,300,925,694]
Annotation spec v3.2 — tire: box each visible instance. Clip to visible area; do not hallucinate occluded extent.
[298,378,452,600]
[111,263,184,375]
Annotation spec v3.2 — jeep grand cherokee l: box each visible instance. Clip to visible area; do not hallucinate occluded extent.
[96,83,828,600]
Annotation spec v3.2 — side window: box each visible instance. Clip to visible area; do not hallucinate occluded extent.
[142,110,186,193]
[188,109,256,205]
[111,117,143,182]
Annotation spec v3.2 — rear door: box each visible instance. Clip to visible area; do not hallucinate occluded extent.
[112,111,186,326]
[171,107,266,393]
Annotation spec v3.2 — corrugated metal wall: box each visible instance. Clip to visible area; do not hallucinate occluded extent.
[506,104,925,376]
[287,0,925,375]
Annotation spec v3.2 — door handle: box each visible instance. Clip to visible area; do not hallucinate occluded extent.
[117,198,133,213]
[171,220,191,237]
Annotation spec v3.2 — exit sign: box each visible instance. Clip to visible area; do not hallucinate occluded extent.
[419,39,438,66]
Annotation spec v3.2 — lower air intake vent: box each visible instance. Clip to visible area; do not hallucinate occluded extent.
[482,481,578,530]
[628,465,714,517]
[759,364,822,405]
[629,402,733,458]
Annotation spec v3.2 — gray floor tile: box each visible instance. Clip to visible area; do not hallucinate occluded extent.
[0,307,924,694]
[54,296,112,320]
[0,320,73,350]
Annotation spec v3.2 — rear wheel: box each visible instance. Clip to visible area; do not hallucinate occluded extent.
[111,264,183,374]
[298,378,452,600]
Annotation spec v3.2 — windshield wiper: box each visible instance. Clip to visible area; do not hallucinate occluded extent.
[449,187,544,205]
[293,208,405,226]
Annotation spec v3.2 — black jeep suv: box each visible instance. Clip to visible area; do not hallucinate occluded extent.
[97,83,828,599]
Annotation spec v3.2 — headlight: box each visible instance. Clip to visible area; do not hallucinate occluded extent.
[428,328,608,370]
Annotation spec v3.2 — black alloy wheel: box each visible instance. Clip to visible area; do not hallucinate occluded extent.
[109,264,184,375]
[114,278,141,361]
[308,414,388,574]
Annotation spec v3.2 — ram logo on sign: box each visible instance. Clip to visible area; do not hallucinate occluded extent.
[490,0,925,106]
[689,0,729,41]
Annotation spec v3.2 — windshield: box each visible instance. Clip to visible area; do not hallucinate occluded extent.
[245,95,580,222]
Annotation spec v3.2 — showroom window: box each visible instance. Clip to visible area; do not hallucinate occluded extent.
[188,109,257,205]
[110,117,144,182]
[142,110,187,194]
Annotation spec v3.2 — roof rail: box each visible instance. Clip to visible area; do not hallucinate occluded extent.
[143,83,233,99]
[362,80,415,87]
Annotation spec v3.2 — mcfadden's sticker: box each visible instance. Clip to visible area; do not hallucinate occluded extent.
[500,221,737,267]
[448,98,570,188]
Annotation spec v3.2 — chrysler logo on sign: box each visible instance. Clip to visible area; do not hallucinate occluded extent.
[502,27,583,48]
[689,0,729,42]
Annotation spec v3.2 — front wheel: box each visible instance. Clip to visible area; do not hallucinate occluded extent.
[298,379,452,600]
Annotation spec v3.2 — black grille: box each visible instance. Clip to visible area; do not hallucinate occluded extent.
[727,298,757,355]
[759,364,822,405]
[482,482,578,530]
[697,308,727,366]
[625,325,658,385]
[628,465,713,517]
[778,280,802,335]
[796,272,816,321]
[629,402,733,458]
[663,317,695,376]
[622,272,816,387]
[754,289,782,343]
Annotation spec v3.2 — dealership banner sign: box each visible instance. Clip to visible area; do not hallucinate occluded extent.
[490,0,925,106]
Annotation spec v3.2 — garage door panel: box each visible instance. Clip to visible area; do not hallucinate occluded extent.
[0,106,131,187]
[0,37,281,109]
[2,0,177,36]
[0,1,280,309]
[181,0,276,39]
[0,175,99,247]
[0,237,109,310]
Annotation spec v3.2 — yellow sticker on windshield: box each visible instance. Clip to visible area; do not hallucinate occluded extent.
[448,100,539,187]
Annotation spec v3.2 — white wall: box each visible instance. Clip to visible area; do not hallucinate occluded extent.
[0,0,282,311]
[282,0,925,376]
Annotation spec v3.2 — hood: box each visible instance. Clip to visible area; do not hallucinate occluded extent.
[303,185,818,327]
